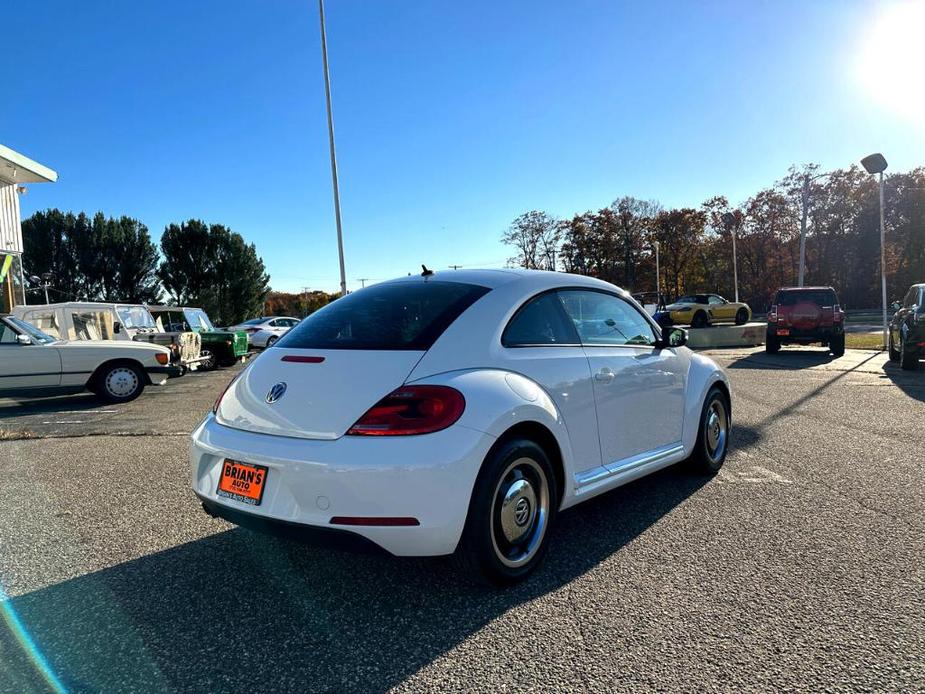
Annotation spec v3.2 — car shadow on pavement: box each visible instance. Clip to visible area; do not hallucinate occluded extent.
[722,349,837,370]
[0,393,105,419]
[881,360,925,403]
[1,467,709,693]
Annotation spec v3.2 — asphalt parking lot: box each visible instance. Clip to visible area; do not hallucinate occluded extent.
[0,348,922,693]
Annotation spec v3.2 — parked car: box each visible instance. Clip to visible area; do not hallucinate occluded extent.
[12,302,203,373]
[148,306,249,371]
[766,286,845,356]
[193,269,731,585]
[888,283,925,370]
[663,294,751,328]
[0,314,178,402]
[227,316,300,348]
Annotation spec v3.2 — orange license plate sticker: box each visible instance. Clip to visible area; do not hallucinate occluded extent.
[217,460,268,506]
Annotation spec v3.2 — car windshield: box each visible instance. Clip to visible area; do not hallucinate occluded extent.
[5,316,57,344]
[777,290,837,306]
[117,306,158,329]
[676,295,709,304]
[278,281,491,350]
[184,309,215,331]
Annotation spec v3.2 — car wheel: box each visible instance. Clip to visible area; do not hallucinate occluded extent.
[765,334,781,353]
[900,333,919,371]
[888,333,900,362]
[199,350,217,371]
[692,311,709,329]
[686,386,730,475]
[735,308,748,325]
[455,438,557,586]
[830,333,845,357]
[265,336,279,348]
[96,362,145,403]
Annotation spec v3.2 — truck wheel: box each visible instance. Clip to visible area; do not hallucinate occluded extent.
[686,386,729,475]
[830,334,845,357]
[96,362,145,403]
[900,334,919,371]
[735,308,748,325]
[455,439,557,586]
[888,334,900,362]
[692,311,708,329]
[765,334,781,353]
[199,350,218,372]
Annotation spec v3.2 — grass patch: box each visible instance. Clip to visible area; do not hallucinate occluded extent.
[845,333,885,350]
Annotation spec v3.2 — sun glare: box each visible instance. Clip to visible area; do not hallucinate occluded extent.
[857,2,925,122]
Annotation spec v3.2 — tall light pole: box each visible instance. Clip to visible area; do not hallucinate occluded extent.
[721,212,740,303]
[319,0,347,297]
[654,241,660,299]
[861,153,889,349]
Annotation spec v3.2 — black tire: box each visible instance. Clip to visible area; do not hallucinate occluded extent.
[95,362,145,403]
[199,350,218,372]
[265,335,279,348]
[735,308,748,325]
[686,386,730,475]
[888,333,900,362]
[830,333,845,357]
[765,334,781,353]
[455,438,557,586]
[691,311,709,329]
[900,333,919,371]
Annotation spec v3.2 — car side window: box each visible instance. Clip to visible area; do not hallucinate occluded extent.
[269,319,282,327]
[708,295,725,305]
[0,322,17,344]
[24,310,61,338]
[502,292,579,347]
[904,288,917,308]
[558,290,657,347]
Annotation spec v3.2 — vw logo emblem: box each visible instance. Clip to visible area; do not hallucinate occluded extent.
[266,382,288,404]
[514,497,531,526]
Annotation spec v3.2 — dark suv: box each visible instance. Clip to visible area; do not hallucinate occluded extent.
[889,283,924,370]
[766,286,845,356]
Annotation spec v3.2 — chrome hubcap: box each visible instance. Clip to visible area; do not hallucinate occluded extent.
[491,457,550,568]
[705,398,728,462]
[106,367,138,398]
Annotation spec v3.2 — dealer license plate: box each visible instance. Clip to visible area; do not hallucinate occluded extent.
[217,459,268,506]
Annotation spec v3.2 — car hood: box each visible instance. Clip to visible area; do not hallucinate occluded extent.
[55,339,171,354]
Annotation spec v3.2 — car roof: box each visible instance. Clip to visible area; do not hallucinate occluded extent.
[777,286,834,291]
[380,268,626,294]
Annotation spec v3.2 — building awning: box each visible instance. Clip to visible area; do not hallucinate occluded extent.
[0,143,58,184]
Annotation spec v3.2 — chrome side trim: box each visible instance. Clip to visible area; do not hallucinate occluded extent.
[574,442,685,490]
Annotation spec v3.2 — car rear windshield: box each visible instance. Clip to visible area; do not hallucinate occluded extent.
[277,281,491,350]
[777,290,837,306]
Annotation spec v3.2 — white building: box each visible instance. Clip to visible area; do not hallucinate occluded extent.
[0,144,58,312]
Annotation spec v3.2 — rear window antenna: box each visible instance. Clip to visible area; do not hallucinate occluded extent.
[421,264,434,277]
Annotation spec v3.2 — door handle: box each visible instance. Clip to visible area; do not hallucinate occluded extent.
[594,368,615,383]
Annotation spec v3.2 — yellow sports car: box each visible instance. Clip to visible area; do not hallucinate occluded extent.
[664,294,751,328]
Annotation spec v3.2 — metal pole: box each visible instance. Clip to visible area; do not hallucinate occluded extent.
[655,241,660,298]
[879,171,888,349]
[798,176,809,287]
[43,282,50,305]
[319,0,347,297]
[18,256,26,306]
[731,222,739,303]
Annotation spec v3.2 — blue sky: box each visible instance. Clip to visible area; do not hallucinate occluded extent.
[3,1,922,293]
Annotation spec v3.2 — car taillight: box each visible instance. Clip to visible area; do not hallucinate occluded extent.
[244,328,259,334]
[346,385,465,436]
[833,304,844,322]
[155,352,169,365]
[213,371,245,414]
[768,305,778,323]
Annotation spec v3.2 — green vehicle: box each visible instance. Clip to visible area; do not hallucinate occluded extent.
[148,306,249,371]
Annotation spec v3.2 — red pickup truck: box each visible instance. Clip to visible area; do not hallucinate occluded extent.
[766,287,845,356]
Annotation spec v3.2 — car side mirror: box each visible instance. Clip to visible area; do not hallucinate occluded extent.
[890,301,901,312]
[114,321,122,334]
[16,334,33,345]
[658,326,687,349]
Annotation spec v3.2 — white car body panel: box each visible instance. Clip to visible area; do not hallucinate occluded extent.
[228,317,299,348]
[190,269,730,556]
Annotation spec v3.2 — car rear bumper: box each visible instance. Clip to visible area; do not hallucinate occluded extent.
[146,365,183,380]
[189,414,496,556]
[767,325,844,340]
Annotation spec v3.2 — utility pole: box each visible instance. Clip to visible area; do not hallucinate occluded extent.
[357,278,369,288]
[448,264,462,270]
[319,0,347,297]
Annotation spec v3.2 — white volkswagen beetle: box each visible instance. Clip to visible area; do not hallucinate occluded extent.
[192,270,731,584]
[0,314,177,403]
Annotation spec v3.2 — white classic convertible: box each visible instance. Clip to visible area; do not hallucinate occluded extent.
[0,314,179,403]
